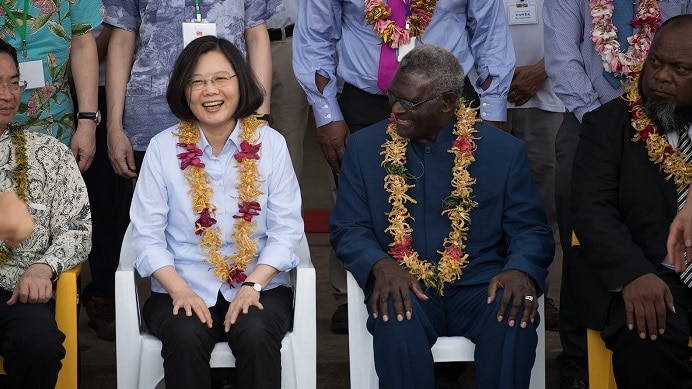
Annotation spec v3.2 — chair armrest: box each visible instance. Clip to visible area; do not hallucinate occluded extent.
[115,224,145,385]
[291,233,315,342]
[54,264,81,389]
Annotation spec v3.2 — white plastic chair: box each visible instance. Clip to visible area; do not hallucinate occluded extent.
[116,224,316,389]
[347,271,546,388]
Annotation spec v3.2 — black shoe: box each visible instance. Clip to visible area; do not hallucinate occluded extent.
[545,297,560,332]
[85,299,116,341]
[330,304,348,334]
[558,376,587,389]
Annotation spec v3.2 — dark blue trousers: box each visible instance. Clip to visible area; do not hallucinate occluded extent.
[366,283,539,389]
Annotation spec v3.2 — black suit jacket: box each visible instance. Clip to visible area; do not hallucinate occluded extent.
[571,96,677,330]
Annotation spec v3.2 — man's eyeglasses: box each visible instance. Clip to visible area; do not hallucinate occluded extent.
[386,90,443,110]
[0,80,27,94]
[188,73,237,90]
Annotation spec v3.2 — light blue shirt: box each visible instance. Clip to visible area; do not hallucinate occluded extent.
[292,0,515,126]
[544,0,692,122]
[131,122,303,307]
[103,0,282,151]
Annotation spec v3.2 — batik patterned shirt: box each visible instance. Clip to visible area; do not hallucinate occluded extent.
[104,0,282,151]
[0,127,91,291]
[0,0,104,146]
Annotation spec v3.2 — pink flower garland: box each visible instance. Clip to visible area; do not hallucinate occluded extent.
[590,0,660,77]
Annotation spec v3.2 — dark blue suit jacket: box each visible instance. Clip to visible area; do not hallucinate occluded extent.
[329,118,554,293]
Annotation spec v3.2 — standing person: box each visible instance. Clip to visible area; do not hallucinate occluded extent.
[104,0,278,179]
[78,24,133,341]
[0,0,103,171]
[571,15,692,388]
[131,36,303,389]
[544,1,692,386]
[0,38,91,389]
[267,0,309,182]
[502,0,565,331]
[330,44,553,389]
[293,0,515,332]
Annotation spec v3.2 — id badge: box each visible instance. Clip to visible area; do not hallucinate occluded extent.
[397,37,416,62]
[18,60,46,90]
[507,1,538,25]
[182,21,217,48]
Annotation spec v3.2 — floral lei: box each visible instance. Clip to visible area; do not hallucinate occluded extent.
[174,117,264,287]
[364,0,437,49]
[627,70,692,189]
[381,102,479,295]
[0,124,29,266]
[590,0,661,77]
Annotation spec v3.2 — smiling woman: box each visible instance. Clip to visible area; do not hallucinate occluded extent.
[131,36,304,389]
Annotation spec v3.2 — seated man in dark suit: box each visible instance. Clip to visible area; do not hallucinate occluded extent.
[572,14,692,389]
[329,44,554,389]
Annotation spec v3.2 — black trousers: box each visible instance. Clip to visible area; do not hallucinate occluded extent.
[554,113,589,381]
[143,286,293,389]
[603,267,692,388]
[80,85,133,303]
[0,289,65,389]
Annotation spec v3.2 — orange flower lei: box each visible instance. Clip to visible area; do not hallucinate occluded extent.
[174,117,264,287]
[628,69,692,188]
[381,102,479,295]
[0,124,29,266]
[364,0,437,49]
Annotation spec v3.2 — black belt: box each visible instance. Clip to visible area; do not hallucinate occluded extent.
[268,24,294,42]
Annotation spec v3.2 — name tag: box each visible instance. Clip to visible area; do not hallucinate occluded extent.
[507,1,538,25]
[397,37,416,62]
[182,21,217,48]
[18,60,46,90]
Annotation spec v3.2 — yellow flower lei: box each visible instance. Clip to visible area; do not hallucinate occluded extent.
[381,102,479,295]
[174,117,264,286]
[364,0,438,49]
[627,70,692,189]
[0,124,29,266]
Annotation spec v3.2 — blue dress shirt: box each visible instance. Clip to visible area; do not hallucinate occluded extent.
[292,0,515,126]
[131,122,304,307]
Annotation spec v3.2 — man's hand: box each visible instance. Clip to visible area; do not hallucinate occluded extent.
[169,285,213,328]
[487,270,537,328]
[70,122,96,172]
[667,188,692,273]
[621,273,675,340]
[107,126,137,178]
[369,258,428,322]
[7,263,53,305]
[508,60,547,107]
[316,120,349,174]
[224,285,264,332]
[0,192,34,246]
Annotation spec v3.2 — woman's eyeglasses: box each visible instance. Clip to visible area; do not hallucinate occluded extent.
[187,73,237,90]
[0,80,27,94]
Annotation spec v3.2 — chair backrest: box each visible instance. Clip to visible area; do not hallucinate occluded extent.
[346,271,545,388]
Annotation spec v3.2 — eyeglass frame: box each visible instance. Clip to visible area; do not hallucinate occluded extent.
[386,90,445,110]
[0,80,27,94]
[187,72,238,91]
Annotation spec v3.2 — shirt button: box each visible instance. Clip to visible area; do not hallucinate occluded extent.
[482,102,488,107]
[322,104,329,109]
[326,114,332,119]
[482,112,488,117]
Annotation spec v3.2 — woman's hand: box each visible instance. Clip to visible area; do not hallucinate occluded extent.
[170,286,213,328]
[224,285,264,332]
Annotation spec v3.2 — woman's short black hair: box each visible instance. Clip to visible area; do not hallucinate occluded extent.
[0,38,19,72]
[166,36,264,121]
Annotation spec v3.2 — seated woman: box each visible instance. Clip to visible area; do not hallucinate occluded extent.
[130,36,303,389]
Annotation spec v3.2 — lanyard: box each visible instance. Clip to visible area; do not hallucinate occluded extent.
[0,0,29,58]
[193,0,202,22]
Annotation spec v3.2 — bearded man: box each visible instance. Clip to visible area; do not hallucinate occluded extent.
[571,14,692,389]
[329,44,553,389]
